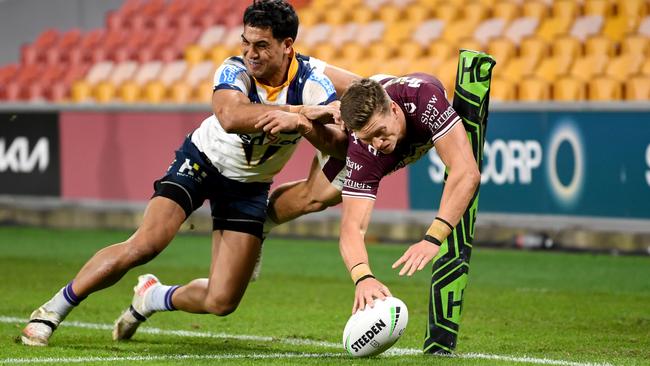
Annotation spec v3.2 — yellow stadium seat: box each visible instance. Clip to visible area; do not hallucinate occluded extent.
[312,43,338,62]
[500,57,538,83]
[519,77,551,101]
[621,34,649,56]
[584,35,615,56]
[601,16,637,42]
[493,1,521,22]
[170,81,192,103]
[434,3,459,23]
[447,0,467,7]
[520,36,550,66]
[404,4,432,24]
[490,77,516,101]
[624,75,650,100]
[552,0,579,19]
[522,1,549,21]
[457,37,483,53]
[463,1,488,24]
[143,80,167,104]
[350,7,375,24]
[536,17,573,43]
[349,60,378,78]
[605,55,643,81]
[193,79,214,104]
[427,40,455,62]
[441,19,478,44]
[384,58,409,76]
[118,81,140,103]
[584,0,613,16]
[340,42,364,61]
[570,55,609,81]
[71,80,92,102]
[378,4,402,24]
[184,45,205,65]
[642,59,650,76]
[535,56,573,83]
[323,8,347,25]
[208,45,234,65]
[94,81,116,103]
[437,57,459,98]
[297,9,320,27]
[551,36,582,59]
[487,37,516,65]
[384,21,414,45]
[588,76,622,100]
[616,0,647,19]
[367,42,396,61]
[397,40,425,60]
[408,56,442,75]
[553,76,586,101]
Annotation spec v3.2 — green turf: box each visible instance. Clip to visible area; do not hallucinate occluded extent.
[0,226,649,365]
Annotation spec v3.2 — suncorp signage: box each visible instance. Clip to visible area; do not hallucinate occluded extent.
[409,110,650,219]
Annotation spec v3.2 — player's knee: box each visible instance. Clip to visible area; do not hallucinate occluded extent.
[203,295,239,316]
[122,231,170,266]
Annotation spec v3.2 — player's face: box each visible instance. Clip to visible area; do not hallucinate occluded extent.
[355,102,405,154]
[241,25,292,85]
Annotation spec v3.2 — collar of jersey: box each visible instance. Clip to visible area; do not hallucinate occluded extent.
[253,52,298,102]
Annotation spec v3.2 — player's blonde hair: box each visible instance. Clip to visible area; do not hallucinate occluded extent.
[340,78,391,131]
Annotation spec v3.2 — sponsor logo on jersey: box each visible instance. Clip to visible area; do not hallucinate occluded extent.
[219,65,244,85]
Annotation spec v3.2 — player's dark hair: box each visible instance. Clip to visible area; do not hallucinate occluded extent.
[340,78,391,131]
[243,0,299,41]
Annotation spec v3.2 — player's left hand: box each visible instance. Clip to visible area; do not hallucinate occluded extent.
[392,240,440,276]
[300,101,341,124]
[255,110,311,135]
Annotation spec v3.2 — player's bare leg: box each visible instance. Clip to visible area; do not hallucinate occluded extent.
[171,230,261,314]
[252,156,341,280]
[266,155,342,230]
[22,197,185,346]
[113,230,261,340]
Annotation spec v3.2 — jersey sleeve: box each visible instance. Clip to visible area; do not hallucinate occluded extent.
[341,134,383,200]
[212,57,251,94]
[417,82,461,144]
[302,71,337,105]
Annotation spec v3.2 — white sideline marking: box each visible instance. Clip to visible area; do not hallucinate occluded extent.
[0,316,611,366]
[0,353,342,364]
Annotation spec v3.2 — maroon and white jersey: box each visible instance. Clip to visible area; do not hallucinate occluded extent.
[342,73,461,200]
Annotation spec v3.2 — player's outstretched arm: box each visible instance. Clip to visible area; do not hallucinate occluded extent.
[392,122,480,276]
[212,89,294,134]
[324,64,361,96]
[340,196,392,313]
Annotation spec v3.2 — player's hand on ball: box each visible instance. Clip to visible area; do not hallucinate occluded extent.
[392,240,440,276]
[353,277,392,314]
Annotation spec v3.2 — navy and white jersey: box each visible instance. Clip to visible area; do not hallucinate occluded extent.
[191,54,337,183]
[342,73,461,200]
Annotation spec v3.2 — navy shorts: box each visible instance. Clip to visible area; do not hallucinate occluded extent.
[153,136,270,239]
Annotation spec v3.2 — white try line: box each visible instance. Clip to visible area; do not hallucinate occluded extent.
[0,316,612,366]
[0,352,343,364]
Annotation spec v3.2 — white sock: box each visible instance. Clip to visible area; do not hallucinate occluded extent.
[147,285,179,312]
[42,282,83,319]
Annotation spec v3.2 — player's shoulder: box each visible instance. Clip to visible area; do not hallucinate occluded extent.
[296,53,336,99]
[215,56,248,80]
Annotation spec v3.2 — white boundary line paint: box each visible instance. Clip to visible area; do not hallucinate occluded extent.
[0,316,612,366]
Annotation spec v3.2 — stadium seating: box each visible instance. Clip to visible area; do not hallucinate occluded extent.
[2,0,650,102]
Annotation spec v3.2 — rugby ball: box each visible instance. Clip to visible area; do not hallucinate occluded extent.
[342,296,408,357]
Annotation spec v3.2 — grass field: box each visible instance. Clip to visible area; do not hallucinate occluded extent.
[0,226,649,365]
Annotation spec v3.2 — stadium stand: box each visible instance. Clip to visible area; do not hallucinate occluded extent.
[1,0,649,103]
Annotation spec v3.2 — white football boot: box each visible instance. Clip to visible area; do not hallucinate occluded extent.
[21,307,63,346]
[112,274,160,341]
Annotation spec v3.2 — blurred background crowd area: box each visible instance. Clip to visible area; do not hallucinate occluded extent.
[0,0,648,104]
